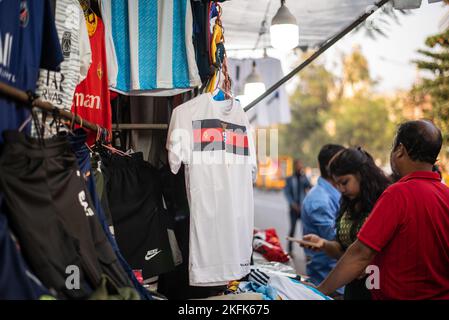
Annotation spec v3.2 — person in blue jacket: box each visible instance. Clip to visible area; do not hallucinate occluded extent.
[297,144,345,294]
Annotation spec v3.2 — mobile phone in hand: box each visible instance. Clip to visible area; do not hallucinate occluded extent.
[287,236,321,248]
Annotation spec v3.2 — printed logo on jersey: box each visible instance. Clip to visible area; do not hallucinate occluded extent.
[19,1,29,28]
[62,32,72,58]
[84,11,97,37]
[38,71,66,106]
[145,249,162,261]
[73,92,101,110]
[97,62,103,80]
[0,32,15,83]
[0,33,13,68]
[193,119,249,156]
[78,190,95,216]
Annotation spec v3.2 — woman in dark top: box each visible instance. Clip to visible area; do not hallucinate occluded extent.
[298,147,391,300]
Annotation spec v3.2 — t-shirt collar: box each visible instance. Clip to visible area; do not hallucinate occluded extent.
[399,171,441,183]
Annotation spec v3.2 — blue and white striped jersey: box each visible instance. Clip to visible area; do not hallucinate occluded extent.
[104,0,201,96]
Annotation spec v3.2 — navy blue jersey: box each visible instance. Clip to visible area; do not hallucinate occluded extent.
[0,205,53,300]
[0,0,63,143]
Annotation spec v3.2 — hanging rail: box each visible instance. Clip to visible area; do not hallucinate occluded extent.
[244,0,390,112]
[0,81,101,132]
[112,124,168,130]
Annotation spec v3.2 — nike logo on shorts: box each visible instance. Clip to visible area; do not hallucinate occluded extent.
[145,249,162,261]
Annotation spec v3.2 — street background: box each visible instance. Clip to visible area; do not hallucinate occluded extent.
[254,189,307,275]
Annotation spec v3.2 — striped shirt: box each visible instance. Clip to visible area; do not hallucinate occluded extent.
[35,0,91,111]
[105,0,201,96]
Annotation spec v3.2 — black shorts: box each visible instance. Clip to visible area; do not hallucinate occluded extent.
[102,152,175,280]
[0,132,95,299]
[0,132,133,298]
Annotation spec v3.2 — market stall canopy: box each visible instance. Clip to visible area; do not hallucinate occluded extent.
[220,0,407,50]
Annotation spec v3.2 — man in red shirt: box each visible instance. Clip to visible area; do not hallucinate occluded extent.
[317,120,449,300]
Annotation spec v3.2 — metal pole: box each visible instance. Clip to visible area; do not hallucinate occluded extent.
[0,82,100,132]
[112,124,168,130]
[244,0,390,112]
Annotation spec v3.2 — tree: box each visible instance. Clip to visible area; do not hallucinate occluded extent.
[280,48,396,166]
[279,59,335,166]
[331,96,395,163]
[335,45,376,100]
[413,27,449,158]
[355,3,410,40]
[331,48,395,163]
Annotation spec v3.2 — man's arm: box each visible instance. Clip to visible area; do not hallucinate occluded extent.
[317,239,377,296]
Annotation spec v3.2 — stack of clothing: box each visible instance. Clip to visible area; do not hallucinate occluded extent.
[253,228,290,263]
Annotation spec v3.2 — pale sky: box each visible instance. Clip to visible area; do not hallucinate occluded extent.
[227,2,448,95]
[323,1,447,94]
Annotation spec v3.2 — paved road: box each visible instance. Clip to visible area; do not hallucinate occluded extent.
[253,188,307,275]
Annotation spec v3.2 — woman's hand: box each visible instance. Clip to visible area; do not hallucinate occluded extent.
[287,234,326,251]
[300,234,326,251]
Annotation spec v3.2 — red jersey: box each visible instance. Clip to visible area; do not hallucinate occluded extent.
[72,13,111,145]
[358,171,449,300]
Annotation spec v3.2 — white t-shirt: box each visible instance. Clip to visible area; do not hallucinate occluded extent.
[166,93,256,286]
[35,0,91,111]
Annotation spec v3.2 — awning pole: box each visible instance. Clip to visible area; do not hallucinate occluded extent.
[244,0,390,113]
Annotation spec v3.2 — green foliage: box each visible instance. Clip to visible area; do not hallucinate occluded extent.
[413,28,449,151]
[280,49,396,166]
[331,97,395,162]
[343,47,372,86]
[355,3,410,40]
[279,62,334,166]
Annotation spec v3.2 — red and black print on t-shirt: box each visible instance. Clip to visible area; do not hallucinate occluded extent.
[192,119,249,156]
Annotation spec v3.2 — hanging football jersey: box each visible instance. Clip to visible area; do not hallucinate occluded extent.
[72,11,111,145]
[35,0,92,112]
[166,93,257,286]
[0,0,63,144]
[104,0,201,96]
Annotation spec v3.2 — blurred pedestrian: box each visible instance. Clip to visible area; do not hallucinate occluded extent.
[284,159,311,254]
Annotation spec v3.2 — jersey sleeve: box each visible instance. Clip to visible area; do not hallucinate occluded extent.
[100,0,118,87]
[166,104,192,174]
[40,0,64,71]
[78,5,92,82]
[357,188,405,252]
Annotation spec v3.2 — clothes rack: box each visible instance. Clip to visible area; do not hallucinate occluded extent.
[112,124,168,130]
[0,82,102,132]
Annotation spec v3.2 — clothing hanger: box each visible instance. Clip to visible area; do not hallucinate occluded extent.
[92,126,131,158]
[212,72,232,101]
[90,0,102,19]
[18,115,32,132]
[209,1,234,103]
